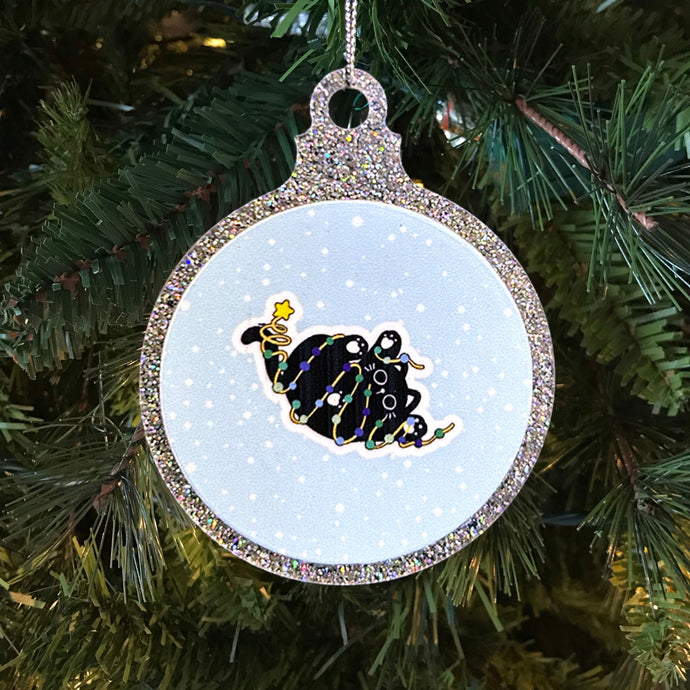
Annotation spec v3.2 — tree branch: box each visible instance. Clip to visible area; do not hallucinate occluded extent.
[93,424,146,512]
[515,97,659,231]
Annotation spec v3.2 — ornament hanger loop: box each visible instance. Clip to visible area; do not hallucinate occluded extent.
[309,68,390,133]
[344,0,358,85]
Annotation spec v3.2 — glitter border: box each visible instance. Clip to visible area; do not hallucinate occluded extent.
[139,69,555,585]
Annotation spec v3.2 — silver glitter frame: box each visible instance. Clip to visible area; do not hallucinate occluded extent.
[140,69,555,585]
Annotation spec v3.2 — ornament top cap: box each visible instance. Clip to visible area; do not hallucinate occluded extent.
[294,68,403,190]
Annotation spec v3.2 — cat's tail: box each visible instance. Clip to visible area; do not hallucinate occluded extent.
[241,323,285,380]
[240,325,263,345]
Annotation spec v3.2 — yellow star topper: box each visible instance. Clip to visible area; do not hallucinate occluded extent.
[273,299,295,321]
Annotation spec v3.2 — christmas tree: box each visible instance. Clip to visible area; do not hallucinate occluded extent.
[2,0,690,687]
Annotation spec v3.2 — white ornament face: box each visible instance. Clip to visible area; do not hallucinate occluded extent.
[140,69,554,584]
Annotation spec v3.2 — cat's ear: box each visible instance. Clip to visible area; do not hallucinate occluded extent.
[405,389,421,413]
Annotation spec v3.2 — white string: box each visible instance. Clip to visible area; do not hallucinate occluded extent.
[344,0,358,85]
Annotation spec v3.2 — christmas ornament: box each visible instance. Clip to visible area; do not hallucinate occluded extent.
[139,0,555,584]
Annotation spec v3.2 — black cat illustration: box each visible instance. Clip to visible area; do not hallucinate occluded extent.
[239,298,454,451]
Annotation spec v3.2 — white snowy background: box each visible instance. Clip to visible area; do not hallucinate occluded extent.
[160,200,533,564]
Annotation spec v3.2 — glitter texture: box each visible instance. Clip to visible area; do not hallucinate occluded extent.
[139,69,555,585]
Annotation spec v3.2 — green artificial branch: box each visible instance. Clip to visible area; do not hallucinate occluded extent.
[567,64,690,301]
[0,365,41,453]
[481,638,611,689]
[3,526,275,690]
[36,80,114,206]
[452,43,690,301]
[439,476,548,606]
[514,209,690,414]
[586,451,690,596]
[1,70,313,375]
[609,552,690,688]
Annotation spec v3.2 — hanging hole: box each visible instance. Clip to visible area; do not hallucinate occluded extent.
[328,88,369,128]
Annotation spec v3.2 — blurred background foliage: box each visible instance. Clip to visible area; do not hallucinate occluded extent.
[2,0,690,687]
